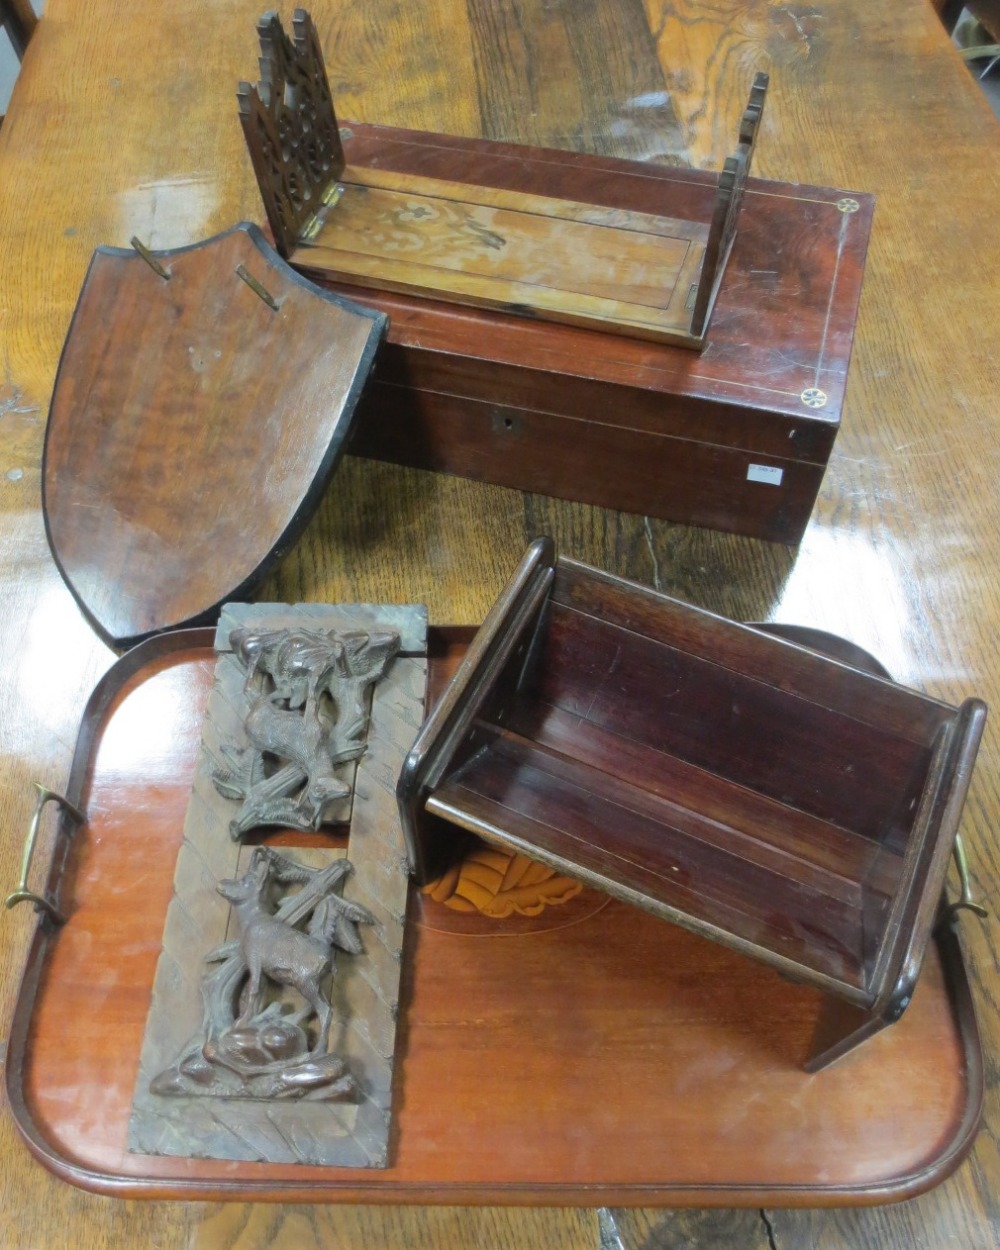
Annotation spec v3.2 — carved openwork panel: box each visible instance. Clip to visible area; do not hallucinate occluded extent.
[238,9,344,256]
[129,604,427,1167]
[214,625,399,837]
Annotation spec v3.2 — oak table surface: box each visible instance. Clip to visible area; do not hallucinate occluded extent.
[1,1,999,1248]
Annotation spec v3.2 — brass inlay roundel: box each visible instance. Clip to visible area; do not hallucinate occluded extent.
[836,197,860,214]
[800,387,827,409]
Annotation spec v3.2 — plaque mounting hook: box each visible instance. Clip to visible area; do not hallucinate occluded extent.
[235,263,280,311]
[130,236,171,280]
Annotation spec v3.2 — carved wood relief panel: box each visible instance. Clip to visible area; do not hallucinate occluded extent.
[128,603,426,1167]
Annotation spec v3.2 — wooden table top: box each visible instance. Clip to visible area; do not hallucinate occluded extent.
[1,1,998,1247]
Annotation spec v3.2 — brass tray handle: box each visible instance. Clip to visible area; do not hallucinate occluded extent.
[5,783,85,925]
[945,834,988,924]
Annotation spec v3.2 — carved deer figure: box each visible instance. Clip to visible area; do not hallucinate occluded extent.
[215,625,402,836]
[216,852,374,1053]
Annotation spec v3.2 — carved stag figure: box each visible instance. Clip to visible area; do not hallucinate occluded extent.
[214,626,400,837]
[150,849,375,1101]
[218,850,374,1050]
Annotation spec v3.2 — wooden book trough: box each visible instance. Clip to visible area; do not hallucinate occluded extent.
[398,539,987,1070]
[238,11,874,544]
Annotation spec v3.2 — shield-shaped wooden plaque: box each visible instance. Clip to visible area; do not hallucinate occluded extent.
[43,223,387,647]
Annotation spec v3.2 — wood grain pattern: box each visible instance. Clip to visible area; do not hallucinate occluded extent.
[2,0,1000,1245]
[302,167,710,345]
[42,225,386,646]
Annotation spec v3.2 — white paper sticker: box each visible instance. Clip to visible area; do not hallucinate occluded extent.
[747,463,784,486]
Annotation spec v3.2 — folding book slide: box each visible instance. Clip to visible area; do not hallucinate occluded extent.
[237,11,875,544]
[397,538,987,1070]
[239,13,765,349]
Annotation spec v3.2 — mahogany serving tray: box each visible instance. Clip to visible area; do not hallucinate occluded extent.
[5,627,982,1204]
